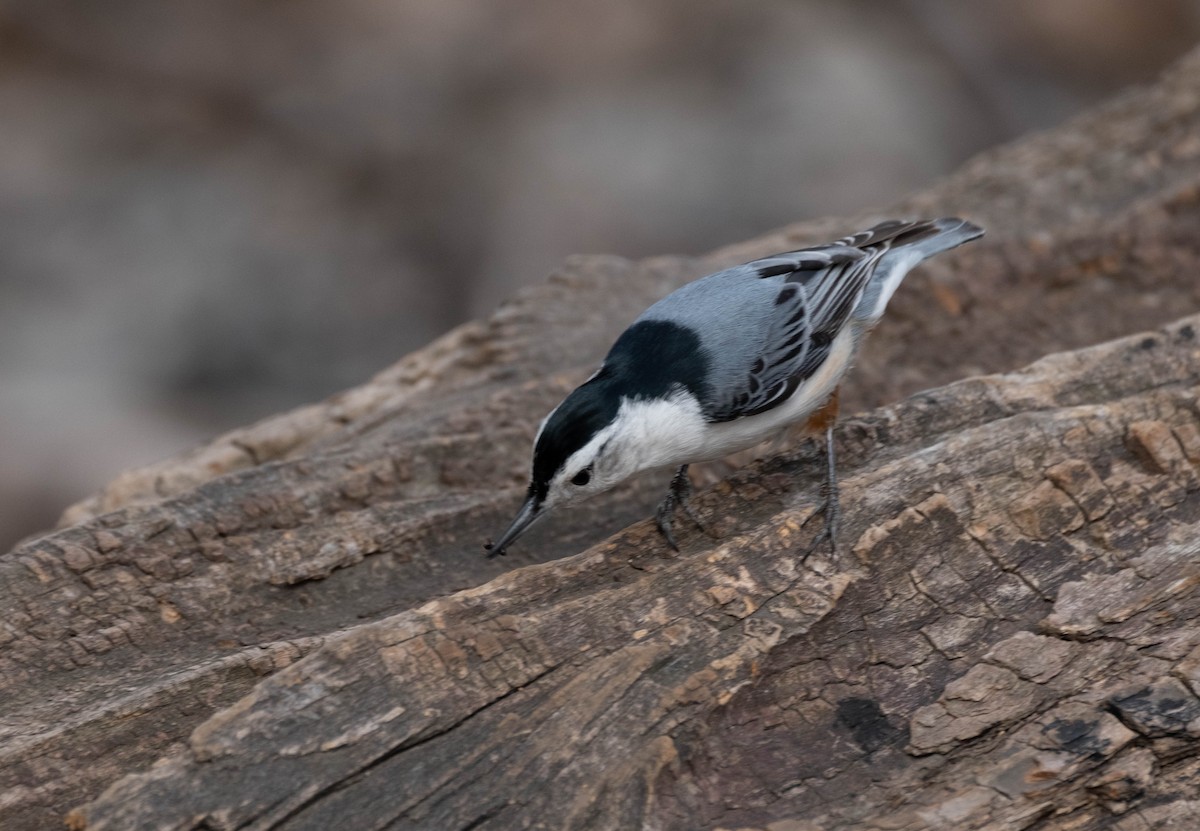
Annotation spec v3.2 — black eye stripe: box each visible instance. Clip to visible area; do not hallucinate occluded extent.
[571,464,593,486]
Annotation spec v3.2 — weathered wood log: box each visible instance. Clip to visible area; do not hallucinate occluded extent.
[65,313,1200,830]
[4,43,1200,831]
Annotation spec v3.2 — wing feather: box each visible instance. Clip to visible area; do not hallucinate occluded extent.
[704,221,933,423]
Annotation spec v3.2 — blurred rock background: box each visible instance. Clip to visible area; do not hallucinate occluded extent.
[1,0,1198,550]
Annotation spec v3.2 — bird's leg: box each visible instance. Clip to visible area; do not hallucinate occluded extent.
[800,389,840,559]
[802,424,840,559]
[655,464,703,551]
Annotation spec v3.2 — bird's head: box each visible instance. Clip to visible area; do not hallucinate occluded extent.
[486,372,639,557]
[485,320,712,558]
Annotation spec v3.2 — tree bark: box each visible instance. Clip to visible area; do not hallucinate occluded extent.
[5,45,1200,831]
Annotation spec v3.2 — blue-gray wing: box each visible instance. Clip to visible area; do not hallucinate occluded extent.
[704,245,882,422]
[699,219,976,423]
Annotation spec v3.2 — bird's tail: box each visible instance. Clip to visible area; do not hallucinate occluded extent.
[853,217,983,323]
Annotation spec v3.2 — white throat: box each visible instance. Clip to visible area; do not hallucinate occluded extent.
[604,389,711,478]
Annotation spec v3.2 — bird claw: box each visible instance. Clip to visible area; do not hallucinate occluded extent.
[799,517,837,561]
[655,503,682,552]
[654,465,704,552]
[678,495,705,532]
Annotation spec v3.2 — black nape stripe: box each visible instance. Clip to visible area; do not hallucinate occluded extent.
[603,320,712,403]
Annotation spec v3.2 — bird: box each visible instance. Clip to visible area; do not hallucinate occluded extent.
[485,217,984,559]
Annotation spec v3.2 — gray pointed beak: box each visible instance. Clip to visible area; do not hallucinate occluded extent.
[485,494,544,558]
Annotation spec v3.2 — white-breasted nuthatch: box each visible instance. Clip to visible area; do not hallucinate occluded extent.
[486,218,983,558]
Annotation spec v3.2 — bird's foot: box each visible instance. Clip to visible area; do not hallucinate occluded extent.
[655,465,704,552]
[655,499,681,552]
[800,494,838,561]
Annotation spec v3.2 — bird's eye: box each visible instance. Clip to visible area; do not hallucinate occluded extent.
[571,466,592,486]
